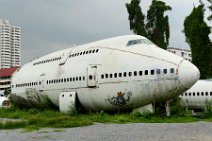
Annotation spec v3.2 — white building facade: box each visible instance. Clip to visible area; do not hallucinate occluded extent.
[167,47,192,62]
[0,19,21,68]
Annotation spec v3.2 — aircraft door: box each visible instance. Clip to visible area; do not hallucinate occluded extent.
[38,73,45,91]
[87,66,97,87]
[59,47,75,66]
[59,91,76,113]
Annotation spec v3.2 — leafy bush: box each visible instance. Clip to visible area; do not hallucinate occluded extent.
[170,97,186,116]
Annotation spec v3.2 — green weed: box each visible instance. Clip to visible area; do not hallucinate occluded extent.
[0,105,212,130]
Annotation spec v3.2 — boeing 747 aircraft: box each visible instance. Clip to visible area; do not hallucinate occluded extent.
[11,35,200,112]
[181,79,212,112]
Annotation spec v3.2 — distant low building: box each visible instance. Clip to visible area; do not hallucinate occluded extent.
[0,67,19,91]
[167,47,192,62]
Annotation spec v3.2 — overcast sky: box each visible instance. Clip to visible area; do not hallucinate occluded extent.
[0,0,210,65]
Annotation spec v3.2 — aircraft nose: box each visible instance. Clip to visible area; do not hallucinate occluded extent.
[178,60,200,89]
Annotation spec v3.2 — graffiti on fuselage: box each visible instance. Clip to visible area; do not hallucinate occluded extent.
[107,91,132,107]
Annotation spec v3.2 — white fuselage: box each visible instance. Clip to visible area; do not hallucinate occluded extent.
[11,35,200,111]
[180,80,212,110]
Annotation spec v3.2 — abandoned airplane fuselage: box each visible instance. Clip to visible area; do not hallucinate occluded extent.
[180,79,212,110]
[11,35,200,111]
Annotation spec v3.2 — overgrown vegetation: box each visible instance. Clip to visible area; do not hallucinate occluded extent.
[1,104,212,130]
[170,97,186,116]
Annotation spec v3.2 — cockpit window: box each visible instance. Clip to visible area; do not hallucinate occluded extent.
[126,39,153,47]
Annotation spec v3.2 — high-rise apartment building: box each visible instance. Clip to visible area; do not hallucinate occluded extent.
[0,19,21,68]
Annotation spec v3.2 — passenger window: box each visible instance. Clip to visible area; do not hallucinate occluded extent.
[76,77,78,81]
[189,93,191,96]
[163,69,167,74]
[96,49,99,52]
[119,73,122,77]
[210,92,212,96]
[80,52,83,55]
[92,49,95,53]
[89,50,92,53]
[145,70,148,75]
[105,74,108,79]
[185,93,187,96]
[61,79,63,83]
[70,78,72,82]
[206,92,208,96]
[124,72,127,77]
[67,78,69,82]
[83,76,85,81]
[201,92,204,96]
[114,73,117,78]
[83,51,86,55]
[139,71,142,76]
[79,76,81,81]
[86,51,89,54]
[197,92,199,96]
[101,74,104,79]
[170,68,175,73]
[73,77,75,81]
[64,78,66,82]
[151,70,154,75]
[134,71,137,76]
[156,69,160,74]
[129,72,132,77]
[110,74,113,78]
[89,75,92,80]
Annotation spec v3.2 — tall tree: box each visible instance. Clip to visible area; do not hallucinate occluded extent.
[206,0,212,20]
[126,0,171,50]
[184,5,212,79]
[126,0,147,37]
[145,0,172,50]
[200,0,212,20]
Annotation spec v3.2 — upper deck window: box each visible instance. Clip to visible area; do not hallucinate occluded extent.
[126,39,153,47]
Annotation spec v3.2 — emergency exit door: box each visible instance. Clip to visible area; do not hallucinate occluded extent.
[87,66,97,87]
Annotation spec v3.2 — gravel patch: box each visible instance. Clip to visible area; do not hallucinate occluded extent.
[0,122,212,141]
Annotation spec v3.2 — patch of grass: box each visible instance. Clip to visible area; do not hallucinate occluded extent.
[0,106,212,130]
[24,125,40,132]
[53,129,65,132]
[0,120,27,129]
